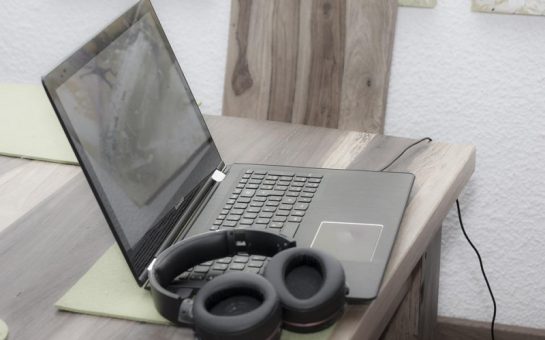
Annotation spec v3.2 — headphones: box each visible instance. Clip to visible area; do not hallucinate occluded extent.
[149,229,347,340]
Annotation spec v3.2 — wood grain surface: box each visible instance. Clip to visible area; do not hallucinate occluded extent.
[223,0,397,134]
[0,116,475,339]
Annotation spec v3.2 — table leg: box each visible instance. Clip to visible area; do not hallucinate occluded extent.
[380,226,442,340]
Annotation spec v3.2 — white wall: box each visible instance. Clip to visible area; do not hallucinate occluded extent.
[1,0,544,329]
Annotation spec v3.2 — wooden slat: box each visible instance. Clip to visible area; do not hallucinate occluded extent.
[223,0,397,133]
[0,160,79,233]
[338,0,397,133]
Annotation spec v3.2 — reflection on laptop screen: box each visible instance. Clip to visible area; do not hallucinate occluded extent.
[47,2,221,280]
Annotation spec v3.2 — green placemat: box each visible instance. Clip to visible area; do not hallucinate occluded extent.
[0,84,76,164]
[0,319,8,340]
[56,245,334,339]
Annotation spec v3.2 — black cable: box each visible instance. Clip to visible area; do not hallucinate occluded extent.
[379,137,432,171]
[456,199,496,340]
[378,137,497,340]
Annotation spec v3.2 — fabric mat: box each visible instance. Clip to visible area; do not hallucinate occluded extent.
[0,84,76,164]
[0,319,7,340]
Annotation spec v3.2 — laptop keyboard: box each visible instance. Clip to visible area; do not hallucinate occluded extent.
[210,169,321,237]
[174,169,322,283]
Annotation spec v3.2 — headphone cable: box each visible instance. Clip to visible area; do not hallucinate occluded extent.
[380,137,496,340]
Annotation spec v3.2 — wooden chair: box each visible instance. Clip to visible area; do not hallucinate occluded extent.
[222,0,398,134]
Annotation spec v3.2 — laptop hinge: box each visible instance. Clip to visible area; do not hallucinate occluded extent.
[211,169,226,182]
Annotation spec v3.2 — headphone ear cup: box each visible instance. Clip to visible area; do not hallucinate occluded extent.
[192,272,282,340]
[264,248,346,333]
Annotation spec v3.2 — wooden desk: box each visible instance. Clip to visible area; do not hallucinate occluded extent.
[0,115,475,340]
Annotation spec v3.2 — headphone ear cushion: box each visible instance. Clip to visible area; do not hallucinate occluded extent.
[264,248,346,333]
[192,272,282,340]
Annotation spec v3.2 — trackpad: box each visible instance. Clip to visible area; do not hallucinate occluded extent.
[311,222,383,262]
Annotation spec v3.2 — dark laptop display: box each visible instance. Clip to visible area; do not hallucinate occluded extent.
[42,1,222,283]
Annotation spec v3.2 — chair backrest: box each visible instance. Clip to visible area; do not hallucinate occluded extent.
[222,0,397,134]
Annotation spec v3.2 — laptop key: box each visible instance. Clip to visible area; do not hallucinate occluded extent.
[253,196,267,202]
[259,212,273,218]
[194,266,210,273]
[266,201,279,207]
[247,207,260,213]
[257,190,284,197]
[248,261,263,268]
[262,206,276,212]
[240,189,256,197]
[226,215,241,221]
[269,222,283,228]
[286,192,299,197]
[245,267,261,274]
[233,255,249,263]
[217,257,232,264]
[281,197,296,204]
[278,180,291,186]
[308,178,321,183]
[279,176,293,181]
[217,214,226,220]
[294,203,309,211]
[301,192,314,198]
[276,210,289,216]
[288,216,302,223]
[268,196,282,201]
[243,213,258,219]
[298,197,311,203]
[293,177,307,182]
[230,209,244,215]
[213,220,222,225]
[210,225,220,231]
[280,223,299,239]
[253,170,267,175]
[256,218,270,224]
[223,220,237,227]
[212,263,228,271]
[260,185,274,190]
[291,182,304,187]
[291,211,305,217]
[234,203,248,209]
[246,184,259,189]
[252,174,265,180]
[230,263,245,270]
[303,188,316,193]
[250,201,264,207]
[237,197,251,203]
[275,186,288,191]
[279,204,292,210]
[239,219,254,225]
[272,216,286,222]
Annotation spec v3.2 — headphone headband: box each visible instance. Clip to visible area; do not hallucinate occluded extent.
[149,229,296,324]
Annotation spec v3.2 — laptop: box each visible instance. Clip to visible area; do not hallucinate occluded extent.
[42,0,414,302]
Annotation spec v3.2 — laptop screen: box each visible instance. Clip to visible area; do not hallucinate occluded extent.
[43,0,222,284]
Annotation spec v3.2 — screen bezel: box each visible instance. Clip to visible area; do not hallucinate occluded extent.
[42,0,223,285]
